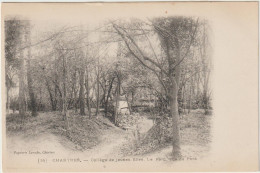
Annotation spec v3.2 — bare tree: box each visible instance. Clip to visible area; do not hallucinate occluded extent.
[25,21,37,117]
[79,51,86,116]
[112,17,200,157]
[5,19,21,114]
[95,56,100,116]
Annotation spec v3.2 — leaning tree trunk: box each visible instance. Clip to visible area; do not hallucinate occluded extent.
[105,77,114,116]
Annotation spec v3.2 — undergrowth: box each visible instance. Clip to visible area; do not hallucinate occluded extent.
[6,111,113,151]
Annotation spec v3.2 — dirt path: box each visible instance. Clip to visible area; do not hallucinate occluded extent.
[6,115,154,159]
[82,116,154,158]
[85,129,126,158]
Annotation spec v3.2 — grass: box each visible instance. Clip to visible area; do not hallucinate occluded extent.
[6,109,212,159]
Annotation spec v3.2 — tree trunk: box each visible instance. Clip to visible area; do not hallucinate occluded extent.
[24,22,37,116]
[46,80,56,111]
[62,55,69,134]
[18,60,26,117]
[169,76,181,158]
[85,67,91,118]
[182,85,186,114]
[18,37,26,118]
[188,84,192,114]
[25,94,28,113]
[105,77,114,116]
[6,87,10,114]
[99,80,106,108]
[114,84,119,125]
[95,60,100,116]
[125,93,132,114]
[79,66,85,116]
[27,55,37,116]
[72,70,78,113]
[54,59,59,111]
[131,90,135,106]
[168,43,181,157]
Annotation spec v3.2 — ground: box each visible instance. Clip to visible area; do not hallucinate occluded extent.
[6,109,212,160]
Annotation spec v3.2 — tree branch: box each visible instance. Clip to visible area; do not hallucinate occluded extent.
[115,24,168,75]
[112,24,168,94]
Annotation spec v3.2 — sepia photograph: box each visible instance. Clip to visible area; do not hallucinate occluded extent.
[1,2,258,172]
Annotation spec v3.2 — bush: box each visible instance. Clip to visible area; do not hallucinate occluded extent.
[117,113,141,129]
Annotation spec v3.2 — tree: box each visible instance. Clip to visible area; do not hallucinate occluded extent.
[95,56,100,116]
[199,21,212,114]
[79,51,86,116]
[25,21,37,116]
[18,39,26,118]
[85,65,91,118]
[5,19,21,114]
[112,17,200,157]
